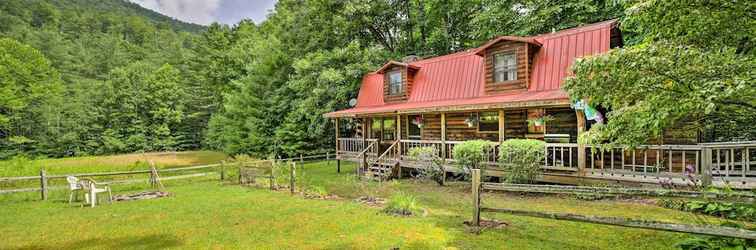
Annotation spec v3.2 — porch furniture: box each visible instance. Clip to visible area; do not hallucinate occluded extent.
[78,178,112,207]
[66,176,82,204]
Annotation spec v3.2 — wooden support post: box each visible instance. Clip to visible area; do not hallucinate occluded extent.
[441,113,447,160]
[472,169,481,227]
[40,169,48,201]
[396,114,402,154]
[701,147,713,187]
[335,118,340,153]
[498,110,505,143]
[576,110,587,177]
[290,162,296,194]
[300,153,304,165]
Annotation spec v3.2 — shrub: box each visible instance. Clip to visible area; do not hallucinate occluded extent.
[452,140,496,177]
[309,185,328,197]
[383,192,422,216]
[407,147,445,185]
[498,139,545,183]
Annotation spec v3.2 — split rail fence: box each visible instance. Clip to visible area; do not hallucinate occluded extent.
[1,152,336,201]
[470,169,756,240]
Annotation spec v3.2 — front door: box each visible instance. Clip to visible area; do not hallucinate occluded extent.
[370,117,397,155]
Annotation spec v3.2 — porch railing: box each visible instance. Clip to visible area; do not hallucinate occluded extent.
[336,138,378,156]
[336,138,756,188]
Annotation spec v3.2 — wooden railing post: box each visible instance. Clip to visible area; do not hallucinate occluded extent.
[300,153,304,165]
[289,161,296,194]
[220,160,226,182]
[472,169,481,227]
[39,169,48,201]
[701,147,713,187]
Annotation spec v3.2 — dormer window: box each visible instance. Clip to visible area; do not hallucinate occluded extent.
[388,70,402,95]
[493,52,517,82]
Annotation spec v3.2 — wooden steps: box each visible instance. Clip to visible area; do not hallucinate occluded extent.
[362,161,398,181]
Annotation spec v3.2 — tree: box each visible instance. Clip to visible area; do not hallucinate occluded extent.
[275,42,388,155]
[96,62,185,153]
[564,0,755,145]
[0,38,64,157]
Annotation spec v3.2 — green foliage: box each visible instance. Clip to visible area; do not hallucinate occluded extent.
[407,146,445,185]
[452,140,496,176]
[309,185,329,197]
[498,139,545,183]
[564,0,755,145]
[274,42,389,155]
[566,42,755,145]
[675,222,755,250]
[658,199,756,222]
[383,192,422,216]
[0,38,64,157]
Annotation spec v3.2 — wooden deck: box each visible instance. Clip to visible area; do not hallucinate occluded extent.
[337,138,756,189]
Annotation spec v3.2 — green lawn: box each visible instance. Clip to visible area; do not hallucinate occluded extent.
[0,158,729,249]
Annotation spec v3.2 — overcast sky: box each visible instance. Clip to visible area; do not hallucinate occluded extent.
[130,0,277,25]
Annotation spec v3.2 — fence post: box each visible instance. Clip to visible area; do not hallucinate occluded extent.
[40,169,48,201]
[290,161,296,194]
[471,169,481,227]
[300,154,304,165]
[220,160,226,182]
[701,147,713,187]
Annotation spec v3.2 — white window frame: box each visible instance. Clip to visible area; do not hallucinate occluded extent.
[388,70,403,95]
[493,52,517,82]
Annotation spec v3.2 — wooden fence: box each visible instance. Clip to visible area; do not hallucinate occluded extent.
[0,152,337,201]
[470,169,756,240]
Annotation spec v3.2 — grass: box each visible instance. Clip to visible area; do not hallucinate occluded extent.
[0,155,739,249]
[0,151,227,177]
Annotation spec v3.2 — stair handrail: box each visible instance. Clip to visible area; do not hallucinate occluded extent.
[366,140,400,181]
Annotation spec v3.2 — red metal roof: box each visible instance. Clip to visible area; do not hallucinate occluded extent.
[327,20,617,117]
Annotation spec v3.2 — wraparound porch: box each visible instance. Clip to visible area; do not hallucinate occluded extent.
[336,138,756,189]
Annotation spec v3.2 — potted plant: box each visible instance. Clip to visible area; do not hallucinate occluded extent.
[412,116,424,129]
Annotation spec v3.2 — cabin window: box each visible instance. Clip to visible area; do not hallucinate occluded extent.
[407,115,422,139]
[478,112,499,132]
[388,70,402,95]
[493,52,517,82]
[382,117,396,140]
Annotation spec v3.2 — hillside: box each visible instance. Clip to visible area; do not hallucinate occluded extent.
[0,0,213,158]
[56,0,205,32]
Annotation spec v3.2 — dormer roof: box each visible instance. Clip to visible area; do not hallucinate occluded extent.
[374,61,421,74]
[473,36,541,56]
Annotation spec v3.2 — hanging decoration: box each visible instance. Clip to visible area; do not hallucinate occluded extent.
[465,114,478,128]
[573,99,604,124]
[412,116,424,129]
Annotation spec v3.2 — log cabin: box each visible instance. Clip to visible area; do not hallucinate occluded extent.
[324,20,756,189]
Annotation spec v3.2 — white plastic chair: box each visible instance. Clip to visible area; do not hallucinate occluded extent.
[66,176,82,204]
[78,178,112,207]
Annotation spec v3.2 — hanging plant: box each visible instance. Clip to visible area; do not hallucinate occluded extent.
[527,115,554,127]
[412,116,424,129]
[465,114,478,128]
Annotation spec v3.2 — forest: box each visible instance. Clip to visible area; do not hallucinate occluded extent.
[0,0,753,159]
